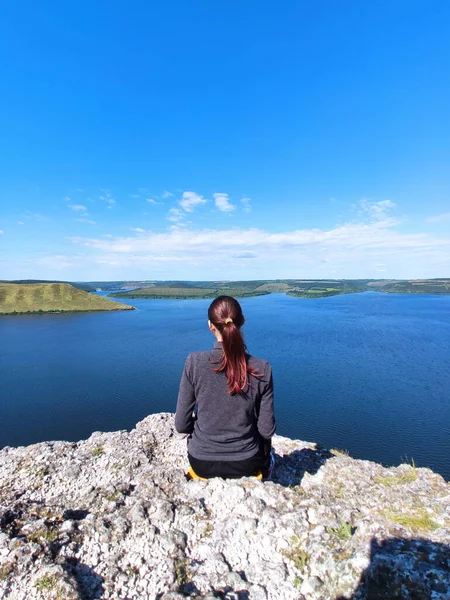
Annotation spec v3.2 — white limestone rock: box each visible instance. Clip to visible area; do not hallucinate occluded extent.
[0,412,449,599]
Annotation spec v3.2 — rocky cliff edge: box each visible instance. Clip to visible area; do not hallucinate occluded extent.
[0,413,449,600]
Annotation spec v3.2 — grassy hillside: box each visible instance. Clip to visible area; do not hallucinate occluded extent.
[0,283,135,315]
[0,279,96,292]
[368,279,450,294]
[110,286,269,299]
[108,278,450,300]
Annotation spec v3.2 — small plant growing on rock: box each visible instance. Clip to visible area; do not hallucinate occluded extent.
[104,490,123,502]
[28,527,59,544]
[174,558,191,588]
[0,562,15,581]
[92,445,104,457]
[327,520,353,540]
[384,509,438,533]
[330,448,349,457]
[376,462,418,487]
[34,574,58,591]
[202,521,213,538]
[282,536,309,572]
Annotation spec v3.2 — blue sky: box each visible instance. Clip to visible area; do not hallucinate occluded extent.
[1,0,449,281]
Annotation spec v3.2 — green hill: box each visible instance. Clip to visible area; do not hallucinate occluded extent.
[110,286,268,299]
[0,283,135,315]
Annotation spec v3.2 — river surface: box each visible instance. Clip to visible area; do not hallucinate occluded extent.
[1,292,449,480]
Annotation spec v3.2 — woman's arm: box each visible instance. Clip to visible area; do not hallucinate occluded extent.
[175,355,196,434]
[257,362,276,440]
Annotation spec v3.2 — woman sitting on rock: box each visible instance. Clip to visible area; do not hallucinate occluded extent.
[175,295,276,480]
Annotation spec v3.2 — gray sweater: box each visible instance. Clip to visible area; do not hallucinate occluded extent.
[175,341,276,461]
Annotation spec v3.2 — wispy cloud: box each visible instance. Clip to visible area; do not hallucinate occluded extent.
[69,204,88,213]
[241,197,252,212]
[67,211,450,280]
[355,199,398,227]
[167,208,185,223]
[179,191,207,212]
[130,227,146,233]
[165,191,207,223]
[69,204,92,221]
[100,190,116,208]
[25,211,50,222]
[214,193,235,212]
[17,221,24,225]
[75,218,96,225]
[130,188,166,204]
[0,230,4,235]
[426,212,450,223]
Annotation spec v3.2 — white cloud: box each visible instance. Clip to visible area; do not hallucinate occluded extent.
[426,212,450,223]
[64,196,71,202]
[100,191,116,207]
[130,227,146,233]
[179,191,207,212]
[165,190,208,223]
[17,221,24,225]
[146,198,159,205]
[214,193,235,212]
[75,218,96,225]
[167,208,185,223]
[241,197,252,212]
[356,199,398,226]
[69,204,88,213]
[161,191,173,199]
[0,230,4,234]
[67,214,450,280]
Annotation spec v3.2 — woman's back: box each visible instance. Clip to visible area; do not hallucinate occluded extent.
[175,295,276,479]
[175,341,275,461]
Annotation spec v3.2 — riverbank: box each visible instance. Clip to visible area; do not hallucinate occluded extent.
[1,413,448,599]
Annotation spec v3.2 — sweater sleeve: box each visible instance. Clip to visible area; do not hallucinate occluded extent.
[175,355,196,434]
[257,362,276,440]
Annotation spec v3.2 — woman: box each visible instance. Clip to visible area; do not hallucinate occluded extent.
[175,295,276,479]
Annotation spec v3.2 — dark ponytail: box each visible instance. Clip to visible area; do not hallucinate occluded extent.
[208,296,261,395]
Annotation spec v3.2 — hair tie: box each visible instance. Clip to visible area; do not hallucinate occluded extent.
[224,317,233,324]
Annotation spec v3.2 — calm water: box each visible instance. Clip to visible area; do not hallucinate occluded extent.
[1,292,449,480]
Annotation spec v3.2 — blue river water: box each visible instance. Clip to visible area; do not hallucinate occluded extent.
[1,292,449,480]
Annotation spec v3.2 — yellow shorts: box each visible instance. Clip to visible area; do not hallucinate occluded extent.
[187,466,263,481]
